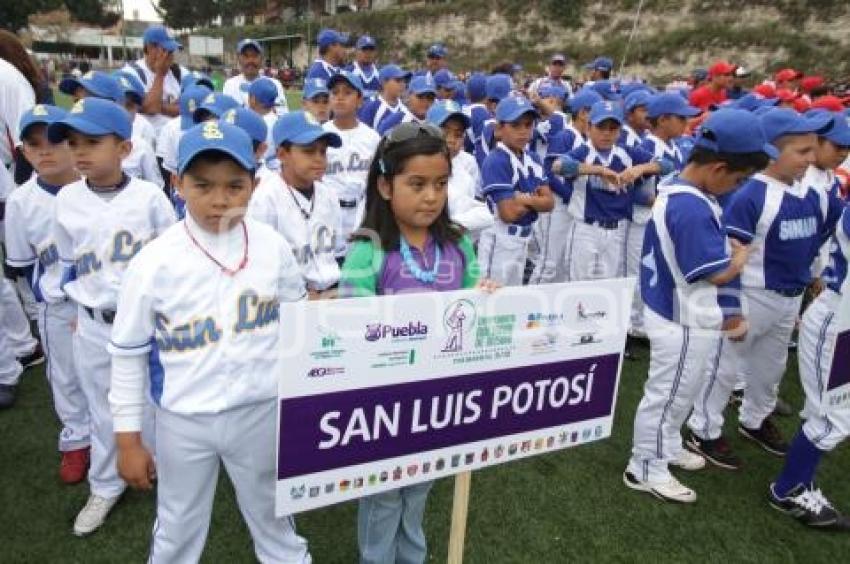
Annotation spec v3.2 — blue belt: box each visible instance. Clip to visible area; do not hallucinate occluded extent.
[772,287,805,298]
[585,218,620,230]
[339,199,358,209]
[507,224,532,237]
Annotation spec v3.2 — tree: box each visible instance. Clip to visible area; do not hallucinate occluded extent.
[0,0,119,32]
[156,0,264,29]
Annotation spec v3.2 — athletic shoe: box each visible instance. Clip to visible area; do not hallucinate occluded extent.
[769,483,842,528]
[685,429,741,470]
[773,397,794,417]
[18,342,45,369]
[0,384,17,409]
[73,494,120,536]
[670,449,706,471]
[623,470,697,503]
[739,418,788,456]
[728,389,744,408]
[60,447,90,484]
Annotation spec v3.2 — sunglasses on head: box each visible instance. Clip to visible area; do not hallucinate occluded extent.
[382,122,444,148]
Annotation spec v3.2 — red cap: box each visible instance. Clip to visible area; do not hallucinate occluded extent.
[792,96,811,113]
[800,75,825,93]
[811,95,846,112]
[753,83,777,98]
[774,68,802,83]
[776,88,797,102]
[708,60,736,77]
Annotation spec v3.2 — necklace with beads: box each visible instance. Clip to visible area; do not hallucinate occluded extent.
[184,220,249,276]
[399,236,441,284]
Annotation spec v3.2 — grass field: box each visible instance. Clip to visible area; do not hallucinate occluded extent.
[2,340,849,563]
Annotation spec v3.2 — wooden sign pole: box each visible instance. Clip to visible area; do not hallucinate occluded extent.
[447,471,472,564]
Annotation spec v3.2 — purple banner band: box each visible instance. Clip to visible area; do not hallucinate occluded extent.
[278,353,620,479]
[828,330,850,391]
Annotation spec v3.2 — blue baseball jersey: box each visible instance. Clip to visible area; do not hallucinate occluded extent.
[306,59,339,83]
[464,103,490,153]
[376,108,420,136]
[544,124,585,205]
[474,118,497,169]
[531,112,568,158]
[358,97,408,132]
[724,172,845,291]
[634,133,685,208]
[565,141,654,222]
[482,143,548,228]
[618,124,645,150]
[346,62,380,98]
[824,207,850,294]
[641,180,731,328]
[674,135,696,164]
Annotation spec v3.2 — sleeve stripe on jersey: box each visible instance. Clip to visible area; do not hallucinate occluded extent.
[685,258,731,282]
[482,183,514,193]
[5,256,37,267]
[726,225,754,240]
[109,340,153,352]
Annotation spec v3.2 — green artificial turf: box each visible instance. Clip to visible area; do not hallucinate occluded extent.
[2,342,848,563]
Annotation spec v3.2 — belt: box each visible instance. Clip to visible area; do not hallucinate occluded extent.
[584,218,620,230]
[507,224,532,237]
[339,199,358,209]
[772,287,805,298]
[83,306,116,324]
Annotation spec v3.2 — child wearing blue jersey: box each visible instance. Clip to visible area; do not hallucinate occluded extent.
[302,78,331,124]
[473,74,512,168]
[358,65,411,131]
[530,84,568,159]
[463,73,488,152]
[687,108,844,468]
[478,97,554,285]
[620,90,652,149]
[625,109,771,503]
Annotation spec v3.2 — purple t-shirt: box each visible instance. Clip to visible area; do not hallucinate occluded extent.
[379,237,465,294]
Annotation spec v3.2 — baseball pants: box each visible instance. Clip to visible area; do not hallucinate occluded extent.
[625,215,649,337]
[0,301,23,386]
[477,224,531,287]
[40,300,90,452]
[1,277,38,357]
[688,287,801,439]
[627,308,720,482]
[358,481,433,564]
[149,399,311,564]
[567,219,627,282]
[529,199,573,284]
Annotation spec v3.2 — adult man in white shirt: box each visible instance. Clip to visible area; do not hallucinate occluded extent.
[529,54,574,99]
[222,39,289,116]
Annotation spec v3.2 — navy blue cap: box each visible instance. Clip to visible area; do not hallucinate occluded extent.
[589,79,621,101]
[434,69,455,89]
[219,107,268,144]
[272,111,342,148]
[356,35,376,50]
[584,56,614,72]
[733,93,779,112]
[485,74,512,101]
[647,92,700,118]
[378,64,411,83]
[318,29,348,49]
[237,38,263,54]
[19,104,67,139]
[194,92,241,123]
[112,71,145,105]
[248,78,278,107]
[539,84,567,100]
[495,96,538,123]
[409,75,437,96]
[59,71,124,103]
[426,100,471,129]
[178,121,256,175]
[694,108,778,158]
[692,68,709,82]
[427,43,448,58]
[328,71,365,95]
[759,107,833,143]
[806,110,850,147]
[466,73,487,100]
[624,90,652,113]
[143,25,181,52]
[179,85,212,130]
[589,100,624,125]
[303,78,330,100]
[48,98,132,142]
[568,89,604,113]
[180,71,215,92]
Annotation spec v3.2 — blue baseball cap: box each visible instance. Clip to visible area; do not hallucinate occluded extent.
[620,82,654,98]
[219,107,268,144]
[427,43,447,59]
[539,84,567,101]
[647,92,700,119]
[194,92,241,123]
[485,74,513,102]
[495,96,538,123]
[48,98,132,142]
[378,64,411,83]
[624,90,652,113]
[237,38,263,54]
[180,71,214,91]
[409,75,437,96]
[434,69,455,89]
[303,78,330,100]
[589,79,622,101]
[806,110,850,147]
[568,89,604,113]
[426,100,471,129]
[248,78,279,107]
[19,104,67,140]
[143,25,181,52]
[112,71,145,105]
[328,71,365,95]
[317,29,348,49]
[692,68,709,82]
[59,71,124,103]
[466,73,487,100]
[733,93,779,112]
[694,108,777,158]
[356,35,376,50]
[179,85,212,130]
[272,111,342,148]
[759,107,833,143]
[584,56,614,72]
[589,101,624,126]
[178,121,256,175]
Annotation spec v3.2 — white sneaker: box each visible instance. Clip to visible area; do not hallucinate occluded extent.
[623,471,697,503]
[670,449,706,471]
[73,493,120,536]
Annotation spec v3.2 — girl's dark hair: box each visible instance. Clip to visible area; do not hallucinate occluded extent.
[687,146,770,173]
[354,129,461,251]
[0,30,49,102]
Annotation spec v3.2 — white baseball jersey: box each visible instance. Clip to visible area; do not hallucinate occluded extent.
[248,174,341,291]
[449,151,492,237]
[4,176,65,303]
[108,214,306,425]
[0,58,36,168]
[223,74,290,116]
[0,162,14,242]
[454,150,483,198]
[53,176,176,309]
[155,116,183,174]
[123,135,164,188]
[260,111,280,171]
[122,59,188,130]
[322,120,380,255]
[133,113,157,150]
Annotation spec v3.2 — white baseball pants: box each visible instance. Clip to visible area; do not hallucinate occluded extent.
[567,219,627,282]
[625,218,648,337]
[529,199,573,284]
[477,224,531,287]
[0,277,37,357]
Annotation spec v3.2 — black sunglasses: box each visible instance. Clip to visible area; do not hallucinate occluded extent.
[382,122,444,148]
